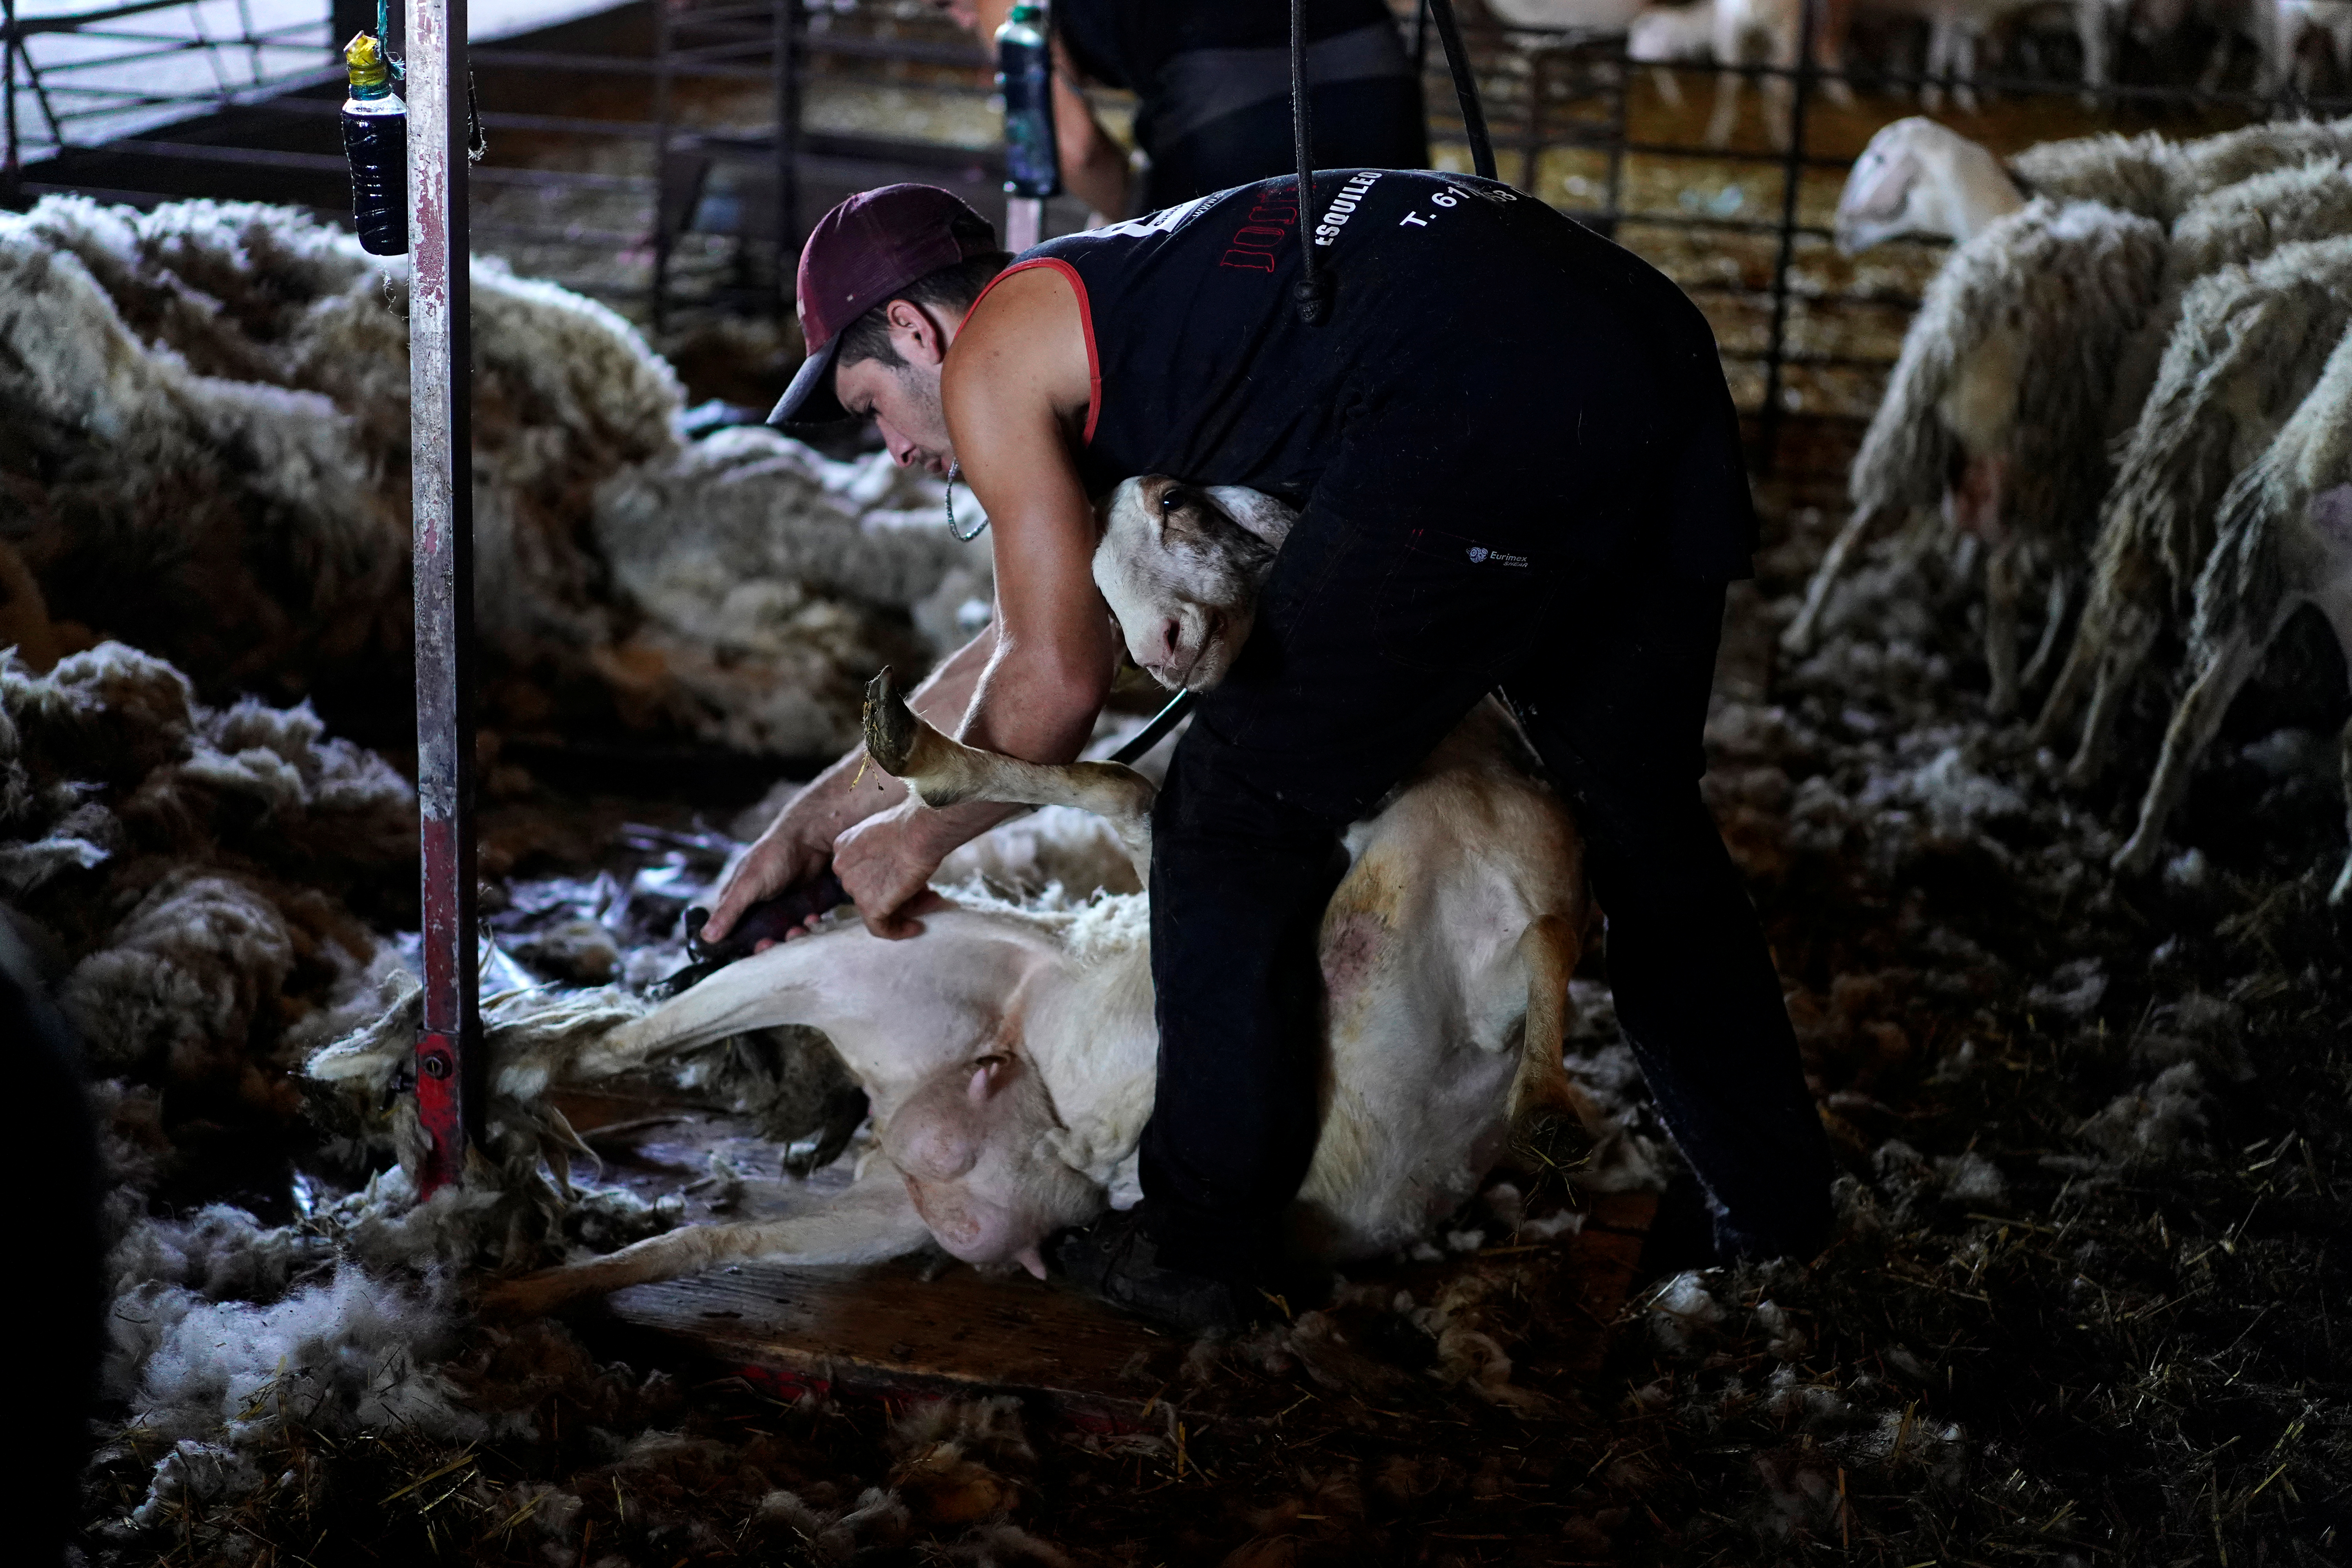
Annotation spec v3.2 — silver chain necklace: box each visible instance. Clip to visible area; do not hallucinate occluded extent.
[944,463,988,543]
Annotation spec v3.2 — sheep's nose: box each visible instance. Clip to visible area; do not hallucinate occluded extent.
[1155,617,1183,662]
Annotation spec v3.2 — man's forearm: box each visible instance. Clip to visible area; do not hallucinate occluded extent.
[900,625,1113,856]
[772,624,1002,838]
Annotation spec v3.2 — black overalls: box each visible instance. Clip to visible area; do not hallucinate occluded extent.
[987,171,1833,1266]
[1054,0,1426,211]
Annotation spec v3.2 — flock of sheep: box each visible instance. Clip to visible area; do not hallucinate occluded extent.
[1482,0,2352,149]
[1787,111,2352,897]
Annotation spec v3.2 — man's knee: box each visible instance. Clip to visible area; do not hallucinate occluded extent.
[1153,725,1356,848]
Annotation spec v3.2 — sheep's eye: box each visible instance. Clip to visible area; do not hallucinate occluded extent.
[1159,485,1189,513]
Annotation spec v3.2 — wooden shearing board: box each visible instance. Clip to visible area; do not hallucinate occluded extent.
[604,1191,1657,1428]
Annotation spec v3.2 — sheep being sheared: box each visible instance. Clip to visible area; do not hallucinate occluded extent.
[2033,237,2352,788]
[2109,325,2352,895]
[1784,198,2167,718]
[1831,113,2352,252]
[316,479,1604,1317]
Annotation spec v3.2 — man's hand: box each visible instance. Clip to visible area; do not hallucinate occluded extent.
[703,802,839,949]
[833,800,953,939]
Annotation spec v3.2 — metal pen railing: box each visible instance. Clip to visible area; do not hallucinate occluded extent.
[10,0,2350,477]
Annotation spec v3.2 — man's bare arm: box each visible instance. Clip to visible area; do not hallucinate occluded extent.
[701,619,998,942]
[830,264,1116,929]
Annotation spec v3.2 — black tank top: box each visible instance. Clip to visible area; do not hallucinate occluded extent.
[970,171,1756,580]
[1056,0,1396,91]
[1055,0,1419,196]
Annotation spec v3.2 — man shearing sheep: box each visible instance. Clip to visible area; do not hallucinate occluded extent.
[703,178,1833,1330]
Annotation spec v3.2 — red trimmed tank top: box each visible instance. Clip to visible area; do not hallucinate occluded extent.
[984,170,1757,580]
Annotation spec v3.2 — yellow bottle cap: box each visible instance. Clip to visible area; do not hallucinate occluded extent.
[345,32,390,91]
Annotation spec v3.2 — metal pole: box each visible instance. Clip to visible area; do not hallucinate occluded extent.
[773,0,798,309]
[1519,47,1542,195]
[407,0,480,1197]
[1757,0,1815,474]
[1602,29,1629,240]
[652,0,675,332]
[4,0,20,209]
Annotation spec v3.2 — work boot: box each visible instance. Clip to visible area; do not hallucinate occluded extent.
[1048,1207,1260,1334]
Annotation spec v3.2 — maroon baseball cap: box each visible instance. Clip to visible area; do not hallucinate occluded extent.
[768,183,1001,427]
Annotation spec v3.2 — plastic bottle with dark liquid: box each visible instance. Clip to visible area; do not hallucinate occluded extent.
[341,32,408,256]
[994,2,1060,200]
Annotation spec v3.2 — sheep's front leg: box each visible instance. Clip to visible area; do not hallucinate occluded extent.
[2033,588,2109,750]
[1782,503,1893,655]
[2330,714,2352,905]
[1504,914,1604,1179]
[1983,535,2025,719]
[2112,623,2272,874]
[1951,27,1983,113]
[2063,607,2159,790]
[2076,0,2112,105]
[862,666,1157,878]
[2018,568,2074,694]
[1813,1,1856,107]
[1704,62,1743,149]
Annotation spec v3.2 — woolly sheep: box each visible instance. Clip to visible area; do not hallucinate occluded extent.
[2111,325,2352,896]
[1784,198,2169,717]
[2102,156,2352,471]
[1833,113,2352,252]
[2034,236,2352,787]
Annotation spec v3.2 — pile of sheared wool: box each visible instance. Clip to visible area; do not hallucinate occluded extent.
[0,194,991,757]
[0,644,712,1556]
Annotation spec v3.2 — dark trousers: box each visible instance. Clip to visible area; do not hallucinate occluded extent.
[1140,513,1834,1270]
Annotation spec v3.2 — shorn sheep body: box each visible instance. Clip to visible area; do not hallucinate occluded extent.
[2112,325,2352,896]
[2034,235,2352,788]
[1784,198,2168,717]
[0,196,984,756]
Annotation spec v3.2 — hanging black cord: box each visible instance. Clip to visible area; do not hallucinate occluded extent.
[1290,0,1331,326]
[1423,0,1495,180]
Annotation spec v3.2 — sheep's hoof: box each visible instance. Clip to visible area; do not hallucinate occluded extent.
[1504,1106,1596,1184]
[862,666,921,777]
[2110,832,2160,878]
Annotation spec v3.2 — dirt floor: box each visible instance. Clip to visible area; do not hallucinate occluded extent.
[53,470,2352,1565]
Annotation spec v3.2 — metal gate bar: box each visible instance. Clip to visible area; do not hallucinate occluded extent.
[408,0,481,1198]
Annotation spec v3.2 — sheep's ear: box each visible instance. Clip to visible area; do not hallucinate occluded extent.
[968,1053,1012,1104]
[1202,485,1298,547]
[1842,143,1918,223]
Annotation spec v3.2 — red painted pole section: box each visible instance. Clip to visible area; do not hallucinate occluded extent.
[408,0,480,1197]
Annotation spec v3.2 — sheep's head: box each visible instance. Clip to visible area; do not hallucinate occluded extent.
[1093,475,1296,690]
[1835,117,2021,254]
[882,1051,1100,1278]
